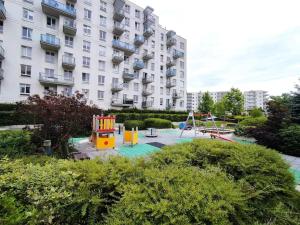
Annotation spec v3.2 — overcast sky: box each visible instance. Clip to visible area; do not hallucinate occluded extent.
[136,0,300,95]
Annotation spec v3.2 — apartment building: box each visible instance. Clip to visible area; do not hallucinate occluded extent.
[186,92,200,111]
[209,91,228,103]
[244,90,268,111]
[0,0,187,111]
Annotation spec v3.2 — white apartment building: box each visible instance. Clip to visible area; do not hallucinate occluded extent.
[244,90,268,111]
[209,91,227,103]
[0,0,187,111]
[186,92,200,112]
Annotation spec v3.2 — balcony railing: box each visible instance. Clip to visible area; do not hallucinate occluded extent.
[173,50,184,59]
[142,88,153,96]
[166,37,177,47]
[113,8,125,22]
[143,27,154,38]
[134,35,145,46]
[40,34,60,51]
[142,101,153,108]
[166,69,176,77]
[166,81,176,88]
[111,98,133,107]
[142,52,154,61]
[63,19,77,36]
[0,1,6,20]
[166,60,176,67]
[123,71,136,81]
[172,92,183,99]
[142,77,154,84]
[41,0,76,19]
[111,83,124,92]
[112,40,135,55]
[166,104,176,110]
[0,68,3,80]
[133,60,144,70]
[112,52,124,64]
[62,55,76,69]
[113,22,125,35]
[39,73,74,86]
[0,45,4,60]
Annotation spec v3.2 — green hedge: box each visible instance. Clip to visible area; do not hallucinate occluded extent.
[115,113,187,123]
[279,124,300,156]
[239,116,267,126]
[144,118,173,129]
[123,120,145,130]
[0,140,299,224]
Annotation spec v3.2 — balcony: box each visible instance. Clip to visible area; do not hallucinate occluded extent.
[111,83,124,92]
[142,88,153,96]
[39,73,74,86]
[173,50,184,59]
[40,34,60,51]
[134,35,145,47]
[113,22,125,35]
[142,52,154,61]
[112,40,135,55]
[62,55,76,70]
[111,99,133,108]
[142,101,153,108]
[143,27,154,38]
[0,68,3,80]
[112,52,124,64]
[133,60,144,70]
[166,68,176,78]
[142,77,154,84]
[0,45,4,60]
[123,71,136,81]
[0,1,6,20]
[166,30,176,39]
[166,104,176,110]
[172,92,183,99]
[166,81,176,88]
[166,37,177,47]
[63,19,77,36]
[113,0,125,22]
[166,60,176,68]
[41,0,76,19]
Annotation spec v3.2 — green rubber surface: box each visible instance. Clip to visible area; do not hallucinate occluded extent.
[176,138,193,143]
[290,168,300,184]
[118,144,160,158]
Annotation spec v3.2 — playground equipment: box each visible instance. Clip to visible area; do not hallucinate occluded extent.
[91,115,116,150]
[145,128,158,137]
[180,111,234,142]
[123,127,138,146]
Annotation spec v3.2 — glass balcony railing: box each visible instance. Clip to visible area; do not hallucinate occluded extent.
[39,73,74,86]
[63,19,77,35]
[173,50,184,59]
[62,55,75,69]
[41,0,76,18]
[112,40,135,54]
[133,60,144,70]
[0,0,6,20]
[134,35,145,46]
[166,69,176,77]
[123,71,136,81]
[0,45,5,60]
[40,34,60,50]
[142,101,153,108]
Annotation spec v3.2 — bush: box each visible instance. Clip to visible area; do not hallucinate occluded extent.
[279,124,300,156]
[123,120,145,130]
[239,116,267,127]
[144,118,172,129]
[0,130,34,158]
[114,113,187,123]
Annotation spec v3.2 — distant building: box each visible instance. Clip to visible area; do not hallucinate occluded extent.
[244,90,268,111]
[186,92,200,111]
[209,91,228,103]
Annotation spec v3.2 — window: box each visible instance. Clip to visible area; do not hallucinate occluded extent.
[100,15,106,27]
[99,30,106,41]
[160,87,163,95]
[135,9,140,18]
[124,30,129,39]
[82,89,89,98]
[82,57,90,67]
[133,83,139,91]
[125,4,130,13]
[21,46,32,58]
[100,0,107,12]
[83,24,91,35]
[160,55,164,62]
[98,75,105,85]
[0,21,2,33]
[22,27,32,40]
[135,22,140,31]
[160,33,164,41]
[113,64,119,73]
[46,16,56,29]
[151,40,155,48]
[160,98,163,106]
[151,63,155,71]
[160,44,164,51]
[83,40,91,52]
[180,71,184,79]
[84,9,92,20]
[98,91,104,100]
[21,64,31,77]
[180,42,185,50]
[65,36,74,47]
[124,55,129,64]
[45,51,55,63]
[99,45,106,56]
[45,68,54,77]
[99,60,105,71]
[160,76,163,84]
[20,83,30,95]
[160,65,164,73]
[180,61,185,69]
[82,73,90,83]
[64,70,72,80]
[133,95,138,103]
[23,8,33,21]
[125,17,130,27]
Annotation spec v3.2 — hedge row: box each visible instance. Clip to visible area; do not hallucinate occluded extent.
[0,140,299,224]
[124,118,173,130]
[115,113,187,123]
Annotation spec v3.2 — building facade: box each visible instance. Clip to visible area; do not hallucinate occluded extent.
[244,90,268,111]
[0,0,187,111]
[186,92,200,112]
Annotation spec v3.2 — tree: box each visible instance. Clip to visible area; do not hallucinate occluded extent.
[198,92,214,113]
[249,107,264,118]
[212,100,226,117]
[223,88,244,115]
[19,93,102,158]
[291,80,300,124]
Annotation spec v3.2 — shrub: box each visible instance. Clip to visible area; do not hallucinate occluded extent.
[0,130,34,158]
[123,120,145,130]
[279,124,300,156]
[249,107,264,117]
[144,118,172,129]
[239,116,267,126]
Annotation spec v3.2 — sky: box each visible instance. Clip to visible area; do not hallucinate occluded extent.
[136,0,300,95]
